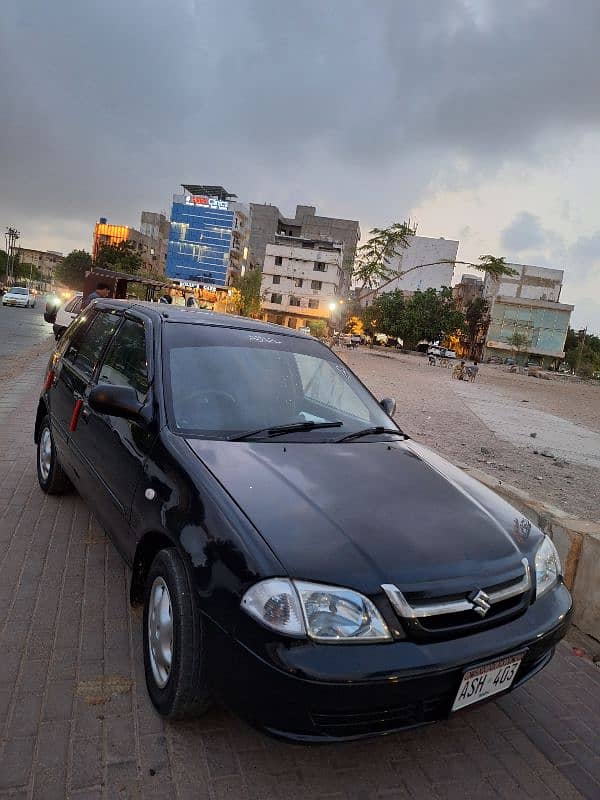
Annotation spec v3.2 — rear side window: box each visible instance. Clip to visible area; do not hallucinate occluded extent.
[98,319,149,401]
[64,311,120,379]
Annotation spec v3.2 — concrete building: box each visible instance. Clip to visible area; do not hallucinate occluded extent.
[260,235,343,329]
[17,248,64,287]
[453,274,483,308]
[93,214,168,273]
[249,203,359,294]
[166,185,249,288]
[483,263,573,366]
[360,235,459,306]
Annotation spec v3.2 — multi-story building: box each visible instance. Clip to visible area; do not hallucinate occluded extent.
[249,203,359,294]
[93,213,169,273]
[17,248,64,288]
[483,263,573,366]
[361,235,459,306]
[166,185,249,288]
[453,274,484,308]
[260,235,344,329]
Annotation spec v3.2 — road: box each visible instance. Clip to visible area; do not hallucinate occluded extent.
[0,301,53,359]
[0,352,599,799]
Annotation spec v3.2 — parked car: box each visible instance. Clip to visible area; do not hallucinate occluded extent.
[44,292,83,339]
[2,286,36,308]
[34,301,572,741]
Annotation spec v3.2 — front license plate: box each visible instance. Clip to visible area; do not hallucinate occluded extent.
[452,652,524,711]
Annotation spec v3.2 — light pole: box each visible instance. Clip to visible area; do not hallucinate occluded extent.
[4,227,20,285]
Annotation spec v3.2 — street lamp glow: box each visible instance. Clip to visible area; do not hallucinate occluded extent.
[329,302,337,311]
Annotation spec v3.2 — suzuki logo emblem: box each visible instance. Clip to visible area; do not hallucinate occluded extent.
[469,589,491,617]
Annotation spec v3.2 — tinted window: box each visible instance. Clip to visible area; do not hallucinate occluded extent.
[11,287,28,295]
[98,319,149,401]
[163,324,392,438]
[64,311,120,379]
[64,296,82,313]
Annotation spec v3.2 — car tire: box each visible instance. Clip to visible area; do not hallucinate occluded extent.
[37,416,72,494]
[143,548,211,719]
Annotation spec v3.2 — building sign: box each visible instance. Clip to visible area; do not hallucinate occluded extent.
[185,195,229,210]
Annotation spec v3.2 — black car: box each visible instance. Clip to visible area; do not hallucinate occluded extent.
[34,300,572,741]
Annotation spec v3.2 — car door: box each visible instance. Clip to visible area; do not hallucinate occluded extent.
[75,314,156,560]
[49,309,122,477]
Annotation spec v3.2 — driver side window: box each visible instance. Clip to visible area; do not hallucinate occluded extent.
[98,319,149,402]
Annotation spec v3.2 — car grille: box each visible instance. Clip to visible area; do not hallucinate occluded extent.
[310,691,454,737]
[382,559,533,640]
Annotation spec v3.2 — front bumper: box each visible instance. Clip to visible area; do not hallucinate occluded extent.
[205,583,572,742]
[3,299,28,306]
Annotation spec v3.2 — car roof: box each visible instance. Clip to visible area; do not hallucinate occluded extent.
[91,299,315,339]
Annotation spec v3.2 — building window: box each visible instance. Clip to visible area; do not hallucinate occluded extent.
[275,256,283,266]
[308,299,319,309]
[270,293,282,304]
[272,275,281,284]
[314,262,327,272]
[289,296,301,307]
[294,278,303,288]
[311,280,322,290]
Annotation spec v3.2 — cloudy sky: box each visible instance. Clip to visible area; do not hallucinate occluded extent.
[2,0,599,330]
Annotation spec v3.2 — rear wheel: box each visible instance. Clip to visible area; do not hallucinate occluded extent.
[143,548,210,718]
[37,416,71,494]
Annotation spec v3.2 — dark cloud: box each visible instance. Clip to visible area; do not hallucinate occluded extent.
[501,212,551,252]
[2,0,600,258]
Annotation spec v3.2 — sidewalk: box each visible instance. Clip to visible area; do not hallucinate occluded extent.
[1,352,599,799]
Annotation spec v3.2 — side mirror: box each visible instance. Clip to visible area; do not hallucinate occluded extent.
[44,302,59,324]
[380,397,396,417]
[88,384,144,421]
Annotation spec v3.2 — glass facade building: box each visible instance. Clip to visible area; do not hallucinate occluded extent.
[166,194,235,286]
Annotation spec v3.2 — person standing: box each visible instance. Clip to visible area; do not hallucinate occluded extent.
[82,282,111,309]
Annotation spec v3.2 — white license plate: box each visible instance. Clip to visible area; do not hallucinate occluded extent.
[452,652,524,711]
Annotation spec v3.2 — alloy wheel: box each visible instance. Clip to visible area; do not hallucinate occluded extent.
[148,576,174,689]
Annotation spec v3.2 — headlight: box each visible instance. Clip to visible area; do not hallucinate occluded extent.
[241,578,391,643]
[535,536,561,597]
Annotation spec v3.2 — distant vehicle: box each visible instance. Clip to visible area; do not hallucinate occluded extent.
[427,346,456,359]
[350,334,362,346]
[298,327,312,336]
[558,363,572,374]
[2,286,36,308]
[443,349,457,359]
[44,292,83,339]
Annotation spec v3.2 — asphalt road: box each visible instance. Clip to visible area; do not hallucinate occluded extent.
[0,300,53,359]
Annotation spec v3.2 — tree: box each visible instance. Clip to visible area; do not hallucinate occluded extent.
[13,261,42,282]
[361,286,464,349]
[232,268,263,317]
[96,241,142,273]
[354,218,519,295]
[307,319,327,339]
[507,331,530,361]
[362,290,406,339]
[345,315,365,336]
[55,249,93,289]
[464,297,489,357]
[353,220,417,288]
[564,328,600,376]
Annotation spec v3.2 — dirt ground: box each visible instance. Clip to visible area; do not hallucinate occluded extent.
[340,347,600,522]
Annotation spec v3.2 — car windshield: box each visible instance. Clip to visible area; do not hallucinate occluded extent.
[163,323,395,440]
[10,287,28,295]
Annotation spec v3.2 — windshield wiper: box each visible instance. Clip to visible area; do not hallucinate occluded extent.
[229,420,343,441]
[334,426,405,443]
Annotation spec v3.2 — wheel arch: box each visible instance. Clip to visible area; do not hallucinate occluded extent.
[130,530,178,606]
[34,399,48,444]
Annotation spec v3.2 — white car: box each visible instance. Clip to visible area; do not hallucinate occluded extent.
[44,292,83,339]
[2,286,36,308]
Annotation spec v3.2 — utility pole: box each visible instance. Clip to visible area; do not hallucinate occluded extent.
[4,227,20,285]
[575,327,587,375]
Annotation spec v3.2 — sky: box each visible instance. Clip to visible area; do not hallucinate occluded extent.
[1,0,599,331]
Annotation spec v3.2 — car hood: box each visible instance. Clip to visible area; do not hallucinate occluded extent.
[185,438,540,593]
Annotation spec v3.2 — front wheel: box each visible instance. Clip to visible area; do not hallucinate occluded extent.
[37,416,72,494]
[143,548,210,719]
